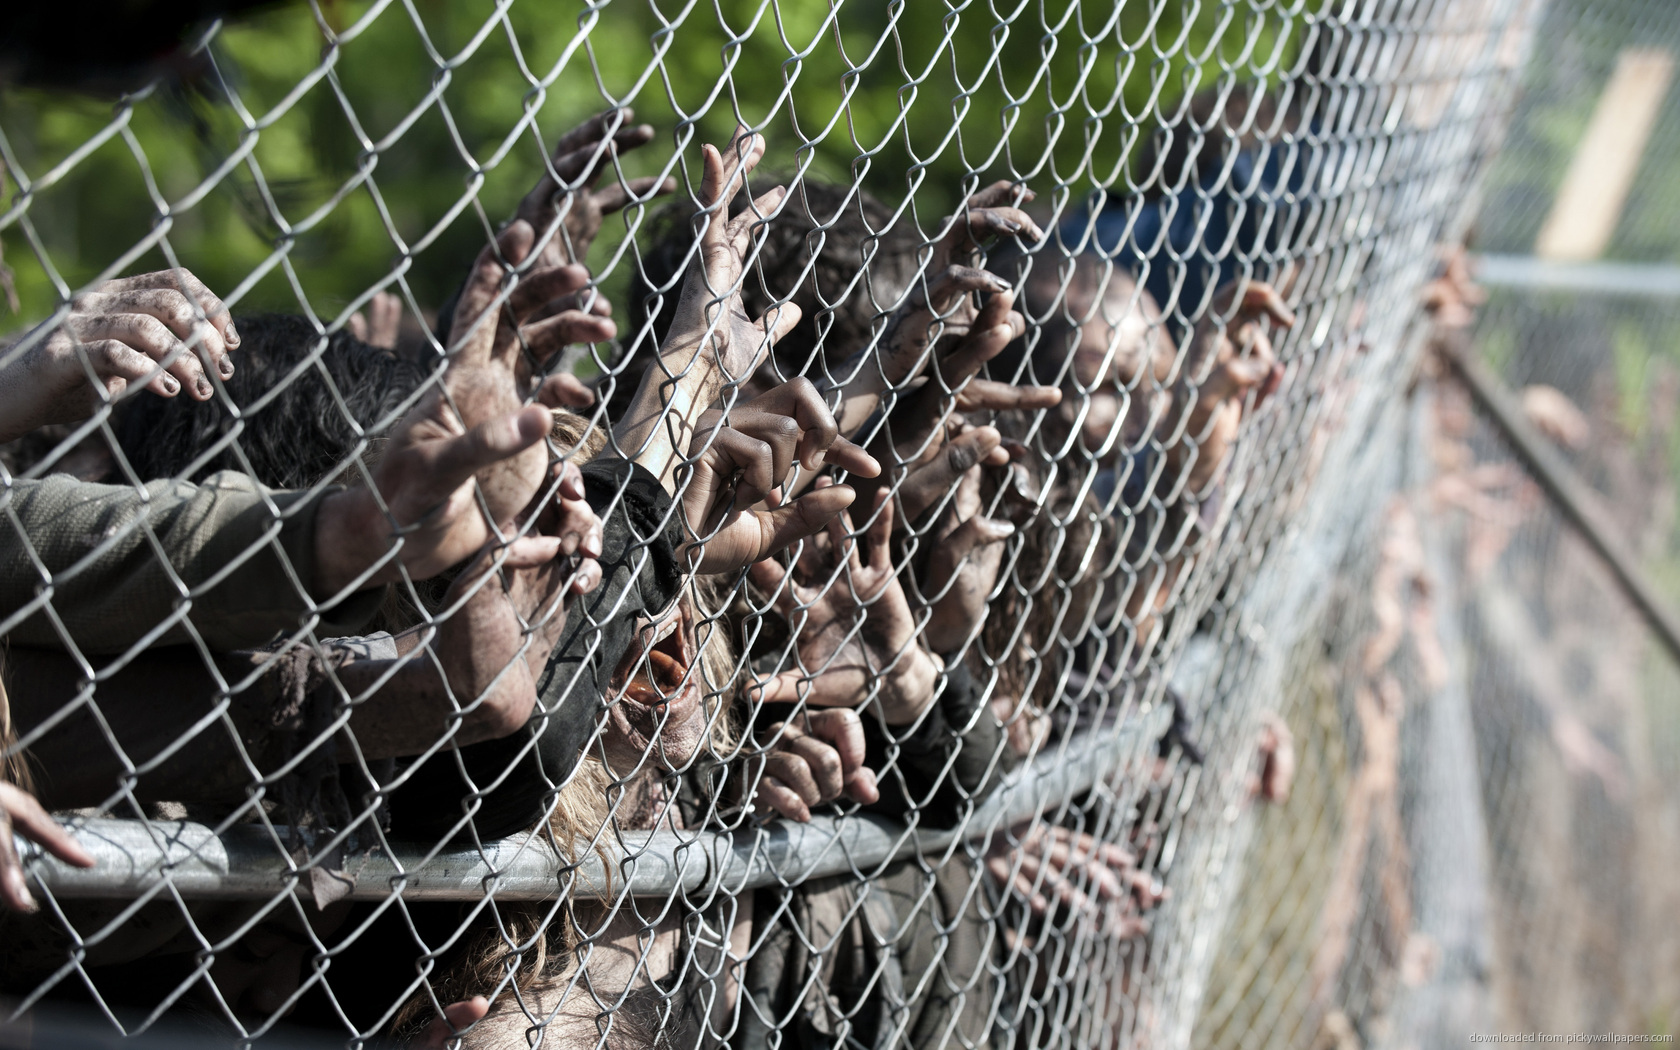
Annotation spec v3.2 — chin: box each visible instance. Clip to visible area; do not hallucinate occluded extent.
[601,599,709,772]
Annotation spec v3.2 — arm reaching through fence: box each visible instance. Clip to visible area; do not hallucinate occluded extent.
[1168,279,1292,496]
[832,181,1047,436]
[680,379,879,574]
[312,221,613,595]
[514,107,678,271]
[747,487,942,725]
[613,125,794,483]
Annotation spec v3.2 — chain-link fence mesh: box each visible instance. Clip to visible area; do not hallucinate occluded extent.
[1193,1,1680,1046]
[6,0,1669,1048]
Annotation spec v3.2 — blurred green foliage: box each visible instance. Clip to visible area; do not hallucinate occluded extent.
[0,0,1309,330]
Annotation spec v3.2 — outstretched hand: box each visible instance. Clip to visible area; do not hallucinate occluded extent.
[1170,279,1293,495]
[615,125,803,483]
[873,181,1043,386]
[914,453,1016,655]
[681,379,880,574]
[837,181,1055,439]
[748,489,940,725]
[984,822,1162,937]
[515,107,678,271]
[314,222,612,595]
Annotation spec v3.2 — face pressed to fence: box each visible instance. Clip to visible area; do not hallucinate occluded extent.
[601,599,709,772]
[1061,263,1174,456]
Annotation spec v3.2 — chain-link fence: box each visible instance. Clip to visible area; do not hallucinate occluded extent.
[0,0,1639,1047]
[1193,1,1680,1046]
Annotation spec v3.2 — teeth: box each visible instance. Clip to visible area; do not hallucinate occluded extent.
[646,614,679,648]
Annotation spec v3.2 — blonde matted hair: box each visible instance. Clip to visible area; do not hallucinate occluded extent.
[394,412,748,1040]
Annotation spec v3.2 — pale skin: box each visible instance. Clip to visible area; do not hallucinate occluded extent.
[0,778,95,913]
[612,125,792,484]
[1166,279,1294,496]
[609,127,882,575]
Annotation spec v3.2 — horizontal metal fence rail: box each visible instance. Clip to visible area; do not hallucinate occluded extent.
[1475,253,1680,296]
[19,709,1173,903]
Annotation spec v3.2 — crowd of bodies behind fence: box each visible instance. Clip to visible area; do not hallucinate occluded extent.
[0,69,1343,1045]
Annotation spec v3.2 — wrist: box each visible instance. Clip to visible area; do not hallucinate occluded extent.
[880,647,944,726]
[313,486,393,597]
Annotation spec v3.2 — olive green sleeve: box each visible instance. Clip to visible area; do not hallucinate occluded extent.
[0,471,385,654]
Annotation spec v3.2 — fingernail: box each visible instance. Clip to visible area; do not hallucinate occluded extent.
[161,375,179,394]
[7,872,35,912]
[196,377,213,399]
[224,321,240,347]
[219,357,236,379]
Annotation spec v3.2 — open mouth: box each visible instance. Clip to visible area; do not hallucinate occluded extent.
[610,603,697,710]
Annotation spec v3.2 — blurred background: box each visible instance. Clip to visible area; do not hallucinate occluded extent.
[0,0,1299,330]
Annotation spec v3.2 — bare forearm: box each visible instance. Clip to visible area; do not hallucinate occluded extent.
[338,656,534,760]
[611,343,722,491]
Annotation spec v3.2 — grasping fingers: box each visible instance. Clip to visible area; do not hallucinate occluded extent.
[919,466,1015,653]
[70,267,239,399]
[0,781,95,913]
[698,126,768,247]
[953,378,1063,414]
[753,708,879,822]
[894,425,1006,524]
[679,379,881,572]
[518,107,680,266]
[535,372,597,410]
[417,997,490,1050]
[936,180,1043,267]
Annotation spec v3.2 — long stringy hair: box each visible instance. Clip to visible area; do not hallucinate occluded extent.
[392,414,744,1043]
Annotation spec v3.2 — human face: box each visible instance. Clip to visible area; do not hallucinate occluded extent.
[1061,275,1169,457]
[602,599,709,771]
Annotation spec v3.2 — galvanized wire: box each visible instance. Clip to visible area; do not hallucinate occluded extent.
[0,1,1566,1048]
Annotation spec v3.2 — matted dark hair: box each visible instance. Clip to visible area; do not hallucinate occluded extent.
[111,313,434,488]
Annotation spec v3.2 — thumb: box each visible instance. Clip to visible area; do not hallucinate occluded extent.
[700,485,855,573]
[429,405,553,493]
[958,515,1017,549]
[450,221,537,361]
[847,765,880,805]
[754,484,855,563]
[420,997,491,1049]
